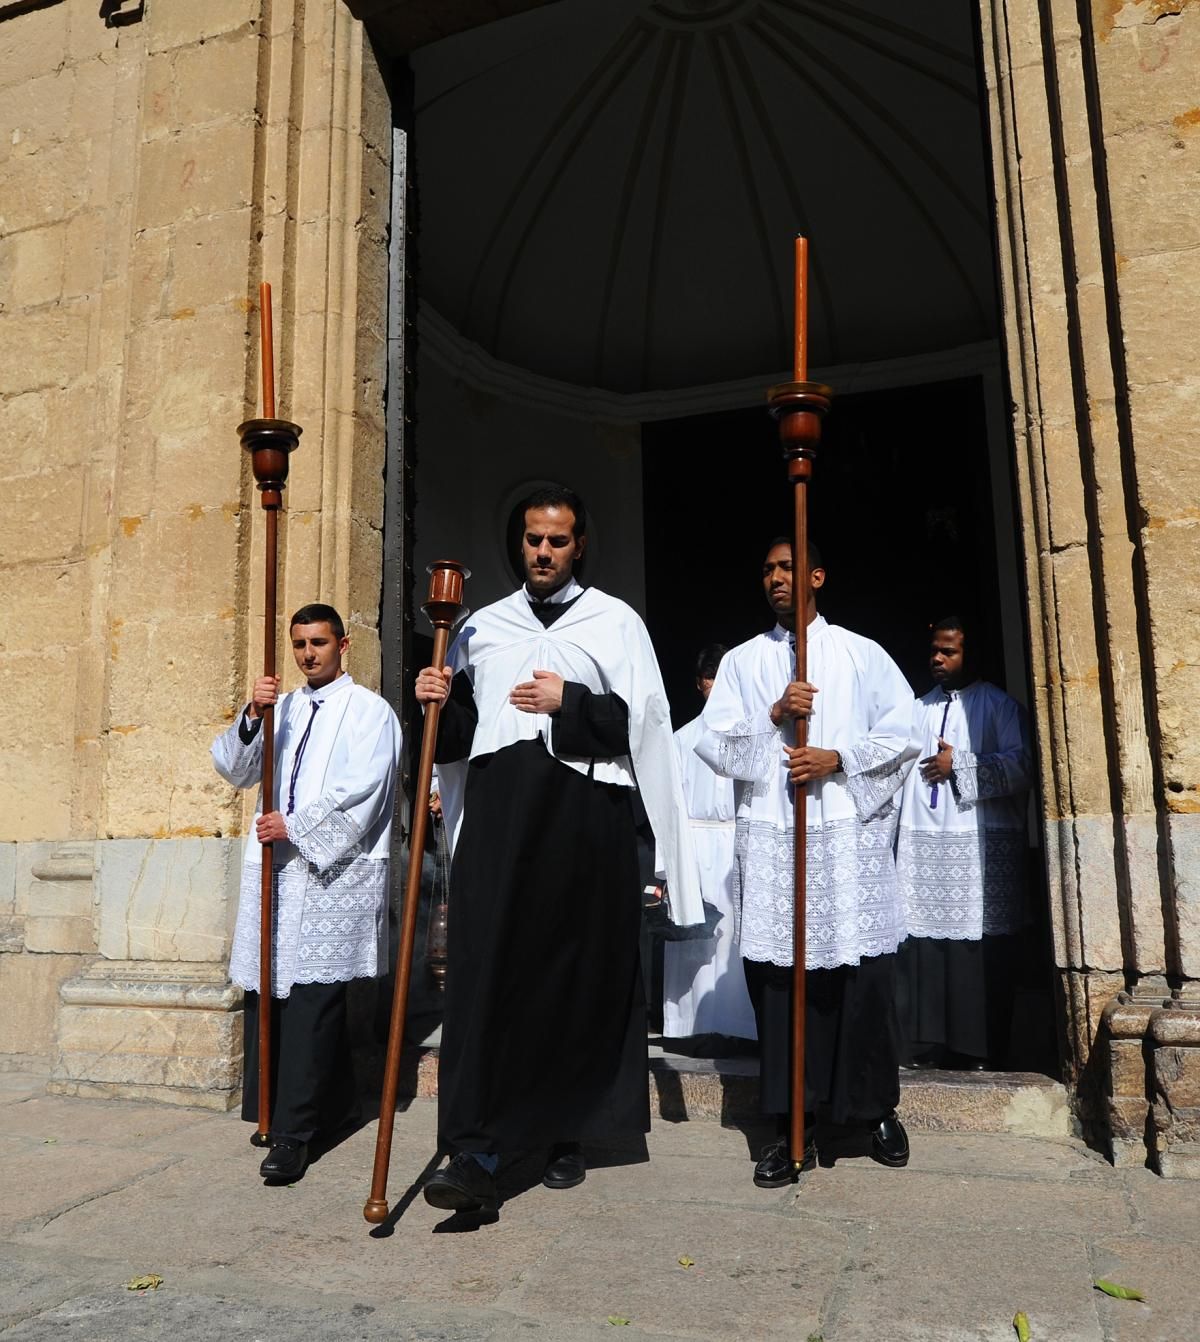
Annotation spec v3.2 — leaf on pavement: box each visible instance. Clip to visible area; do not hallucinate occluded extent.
[606,1316,631,1326]
[677,1255,695,1268]
[1094,1278,1145,1302]
[1013,1310,1031,1340]
[124,1275,164,1292]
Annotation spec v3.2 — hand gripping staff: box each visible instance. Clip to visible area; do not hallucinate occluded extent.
[238,282,302,1148]
[768,236,832,1171]
[364,560,469,1224]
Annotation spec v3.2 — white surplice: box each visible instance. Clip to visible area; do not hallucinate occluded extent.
[896,681,1033,940]
[436,584,705,928]
[662,715,757,1040]
[695,617,918,970]
[211,673,403,997]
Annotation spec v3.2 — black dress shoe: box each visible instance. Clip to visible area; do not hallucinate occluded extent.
[423,1152,499,1213]
[870,1113,910,1168]
[904,1049,942,1070]
[259,1138,308,1182]
[945,1051,989,1072]
[753,1136,816,1188]
[542,1143,586,1190]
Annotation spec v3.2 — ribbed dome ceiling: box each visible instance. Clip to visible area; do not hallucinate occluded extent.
[411,0,997,395]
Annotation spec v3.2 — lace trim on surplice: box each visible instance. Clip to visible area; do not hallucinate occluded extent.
[715,717,780,783]
[229,854,387,998]
[734,816,901,969]
[898,827,1026,939]
[950,751,1013,808]
[841,739,908,822]
[286,796,364,871]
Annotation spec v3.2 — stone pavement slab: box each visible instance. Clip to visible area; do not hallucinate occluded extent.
[0,1080,1195,1341]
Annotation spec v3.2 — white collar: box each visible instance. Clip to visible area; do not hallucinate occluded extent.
[934,678,979,702]
[769,613,827,641]
[301,671,354,704]
[523,575,584,607]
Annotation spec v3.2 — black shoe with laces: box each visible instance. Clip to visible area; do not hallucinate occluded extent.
[753,1136,816,1188]
[542,1142,586,1190]
[423,1152,500,1213]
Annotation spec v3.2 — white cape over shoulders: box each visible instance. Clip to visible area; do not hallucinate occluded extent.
[436,586,705,928]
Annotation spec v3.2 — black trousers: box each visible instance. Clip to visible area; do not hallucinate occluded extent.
[241,982,357,1142]
[897,934,1019,1064]
[744,953,901,1128]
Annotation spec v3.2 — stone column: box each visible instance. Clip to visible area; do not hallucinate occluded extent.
[37,0,392,1106]
[0,0,146,1074]
[1088,0,1200,1179]
[46,0,263,1105]
[978,0,1199,1169]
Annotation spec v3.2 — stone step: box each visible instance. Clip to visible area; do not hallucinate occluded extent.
[400,1047,1074,1140]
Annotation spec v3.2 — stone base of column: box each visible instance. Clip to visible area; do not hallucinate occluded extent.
[49,960,243,1110]
[1101,987,1166,1167]
[1150,996,1200,1179]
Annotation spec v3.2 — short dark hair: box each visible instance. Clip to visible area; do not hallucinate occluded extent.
[765,536,823,570]
[695,643,727,681]
[931,613,967,639]
[521,484,587,540]
[290,603,345,640]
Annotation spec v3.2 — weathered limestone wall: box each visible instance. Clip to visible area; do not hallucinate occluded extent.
[0,0,144,1066]
[980,0,1199,1173]
[0,0,392,1103]
[1089,0,1200,1177]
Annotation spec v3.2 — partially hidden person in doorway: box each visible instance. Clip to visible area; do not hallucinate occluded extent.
[414,483,703,1215]
[211,603,403,1184]
[662,642,757,1050]
[895,615,1034,1070]
[694,538,918,1186]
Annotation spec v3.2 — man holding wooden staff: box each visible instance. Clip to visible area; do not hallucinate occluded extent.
[695,539,917,1186]
[212,603,403,1183]
[414,484,703,1214]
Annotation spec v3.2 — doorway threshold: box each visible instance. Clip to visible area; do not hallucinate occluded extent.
[397,1036,1073,1140]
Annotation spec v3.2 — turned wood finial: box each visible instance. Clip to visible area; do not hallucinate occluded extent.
[423,559,470,629]
[237,418,302,510]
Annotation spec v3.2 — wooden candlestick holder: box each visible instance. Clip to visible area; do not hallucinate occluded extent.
[237,414,302,1148]
[767,377,831,1173]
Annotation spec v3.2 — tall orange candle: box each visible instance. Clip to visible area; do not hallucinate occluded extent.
[259,281,276,419]
[793,235,808,382]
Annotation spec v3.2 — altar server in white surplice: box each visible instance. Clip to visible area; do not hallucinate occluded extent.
[663,643,757,1043]
[211,603,402,1185]
[695,539,918,1189]
[896,615,1033,1070]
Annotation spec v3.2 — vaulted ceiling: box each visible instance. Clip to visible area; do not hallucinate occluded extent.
[400,0,999,395]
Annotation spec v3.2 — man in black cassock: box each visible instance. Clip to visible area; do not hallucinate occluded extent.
[415,485,702,1213]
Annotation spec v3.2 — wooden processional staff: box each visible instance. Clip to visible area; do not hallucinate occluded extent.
[768,237,832,1170]
[238,282,302,1147]
[364,559,469,1224]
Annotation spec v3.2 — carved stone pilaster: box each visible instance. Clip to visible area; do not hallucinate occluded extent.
[1101,985,1169,1167]
[1149,995,1200,1179]
[28,843,97,955]
[49,960,242,1110]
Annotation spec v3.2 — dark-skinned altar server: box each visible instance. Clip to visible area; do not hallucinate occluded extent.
[896,615,1033,1069]
[212,603,402,1184]
[696,539,918,1187]
[415,484,703,1214]
[663,643,757,1043]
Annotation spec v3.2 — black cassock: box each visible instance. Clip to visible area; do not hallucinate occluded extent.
[434,599,649,1154]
